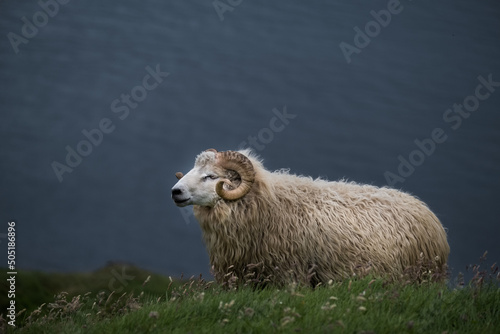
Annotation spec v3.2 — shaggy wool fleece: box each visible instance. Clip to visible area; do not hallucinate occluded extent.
[193,150,449,285]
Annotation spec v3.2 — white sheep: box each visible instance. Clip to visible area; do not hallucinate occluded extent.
[171,149,449,285]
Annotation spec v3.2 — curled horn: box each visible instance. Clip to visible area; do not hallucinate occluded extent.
[215,151,255,201]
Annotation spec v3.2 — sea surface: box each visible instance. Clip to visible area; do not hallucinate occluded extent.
[1,0,499,279]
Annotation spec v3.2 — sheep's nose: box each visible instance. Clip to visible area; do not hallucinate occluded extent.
[172,188,183,196]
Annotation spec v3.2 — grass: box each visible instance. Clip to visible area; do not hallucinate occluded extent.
[1,259,499,333]
[0,263,174,315]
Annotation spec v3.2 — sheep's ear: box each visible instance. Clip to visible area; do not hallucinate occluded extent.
[175,172,184,180]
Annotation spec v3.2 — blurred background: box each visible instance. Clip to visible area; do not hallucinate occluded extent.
[1,0,499,280]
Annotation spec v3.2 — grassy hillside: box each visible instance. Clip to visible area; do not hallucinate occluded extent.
[1,263,175,315]
[1,262,499,333]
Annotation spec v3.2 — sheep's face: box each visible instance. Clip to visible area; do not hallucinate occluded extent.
[171,151,224,207]
[172,149,256,207]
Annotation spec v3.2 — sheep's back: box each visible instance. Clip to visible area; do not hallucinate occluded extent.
[269,176,449,280]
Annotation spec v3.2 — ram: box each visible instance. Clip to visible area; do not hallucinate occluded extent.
[171,149,449,285]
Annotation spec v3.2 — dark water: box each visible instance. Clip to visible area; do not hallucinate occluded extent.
[1,0,499,279]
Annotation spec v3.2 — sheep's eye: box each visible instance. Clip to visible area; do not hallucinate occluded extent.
[203,174,217,181]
